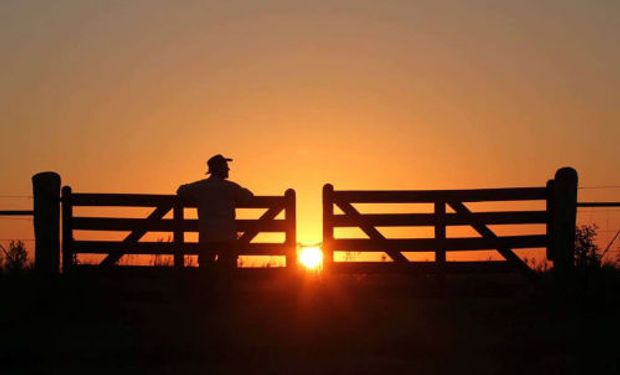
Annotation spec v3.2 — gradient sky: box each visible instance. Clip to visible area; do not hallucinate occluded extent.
[1,0,619,252]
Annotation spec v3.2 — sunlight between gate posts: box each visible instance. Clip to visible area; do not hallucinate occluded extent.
[298,243,323,272]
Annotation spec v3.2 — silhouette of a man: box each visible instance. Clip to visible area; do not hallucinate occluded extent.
[177,154,254,269]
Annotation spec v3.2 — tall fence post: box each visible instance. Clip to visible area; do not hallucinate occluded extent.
[61,186,74,273]
[284,189,297,270]
[550,167,578,274]
[323,184,334,272]
[32,172,61,275]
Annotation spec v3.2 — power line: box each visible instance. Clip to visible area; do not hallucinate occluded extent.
[577,209,620,212]
[579,185,620,190]
[0,217,33,221]
[0,195,32,199]
[601,230,620,259]
[578,202,620,208]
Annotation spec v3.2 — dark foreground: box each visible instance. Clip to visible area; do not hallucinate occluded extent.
[1,270,619,374]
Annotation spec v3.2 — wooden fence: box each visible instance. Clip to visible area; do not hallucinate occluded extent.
[60,187,296,272]
[322,168,579,277]
[24,167,596,276]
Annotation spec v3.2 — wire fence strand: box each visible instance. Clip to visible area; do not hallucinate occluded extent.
[579,185,620,190]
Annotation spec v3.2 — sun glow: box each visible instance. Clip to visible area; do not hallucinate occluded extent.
[298,246,323,271]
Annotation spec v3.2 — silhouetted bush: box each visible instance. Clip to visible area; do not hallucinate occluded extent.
[0,240,30,273]
[575,224,601,269]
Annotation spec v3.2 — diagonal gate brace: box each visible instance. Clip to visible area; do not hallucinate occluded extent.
[336,200,408,264]
[448,201,537,280]
[237,205,283,245]
[100,204,172,266]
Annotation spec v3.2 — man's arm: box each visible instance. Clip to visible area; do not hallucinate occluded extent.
[176,183,195,204]
[234,184,254,205]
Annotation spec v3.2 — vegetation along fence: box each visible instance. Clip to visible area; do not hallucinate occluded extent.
[322,168,582,278]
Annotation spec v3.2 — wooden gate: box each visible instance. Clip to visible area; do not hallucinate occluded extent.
[61,187,296,271]
[322,168,578,277]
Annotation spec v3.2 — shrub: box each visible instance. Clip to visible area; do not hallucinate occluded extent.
[575,224,601,269]
[0,240,30,273]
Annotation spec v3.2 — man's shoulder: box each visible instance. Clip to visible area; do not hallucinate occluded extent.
[183,178,210,188]
[222,180,252,194]
[222,179,243,188]
[178,178,208,192]
[179,178,250,196]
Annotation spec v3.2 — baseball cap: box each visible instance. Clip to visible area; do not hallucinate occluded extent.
[207,154,233,173]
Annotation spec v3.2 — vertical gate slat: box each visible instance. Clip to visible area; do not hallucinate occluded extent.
[434,200,446,283]
[62,186,73,273]
[545,179,554,261]
[173,201,184,269]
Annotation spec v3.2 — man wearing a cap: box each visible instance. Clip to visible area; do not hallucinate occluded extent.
[177,154,254,269]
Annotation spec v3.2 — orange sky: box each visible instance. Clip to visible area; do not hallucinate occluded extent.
[1,1,619,261]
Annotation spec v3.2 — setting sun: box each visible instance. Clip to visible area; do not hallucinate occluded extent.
[298,246,323,271]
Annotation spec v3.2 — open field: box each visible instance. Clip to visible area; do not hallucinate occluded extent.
[1,270,619,374]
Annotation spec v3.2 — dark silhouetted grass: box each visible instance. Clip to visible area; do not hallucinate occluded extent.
[1,268,620,374]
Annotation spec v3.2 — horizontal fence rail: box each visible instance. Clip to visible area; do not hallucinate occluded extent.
[71,218,289,232]
[62,188,296,271]
[70,241,290,255]
[330,236,549,252]
[331,211,549,227]
[70,193,286,208]
[577,202,620,208]
[332,187,548,203]
[328,261,516,274]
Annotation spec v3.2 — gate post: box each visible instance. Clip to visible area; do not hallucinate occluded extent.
[545,179,555,262]
[32,172,61,275]
[550,167,578,274]
[62,186,74,272]
[284,189,297,270]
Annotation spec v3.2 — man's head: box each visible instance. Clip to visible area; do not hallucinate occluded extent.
[206,154,232,178]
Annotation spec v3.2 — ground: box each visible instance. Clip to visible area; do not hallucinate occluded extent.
[1,270,619,374]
